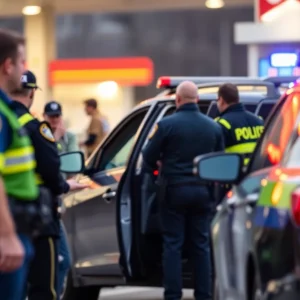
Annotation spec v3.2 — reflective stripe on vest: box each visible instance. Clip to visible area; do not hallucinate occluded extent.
[225,142,256,154]
[0,153,4,172]
[225,142,256,166]
[3,146,36,174]
[18,113,44,185]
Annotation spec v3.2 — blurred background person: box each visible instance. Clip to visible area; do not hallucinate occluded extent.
[80,98,108,157]
[43,101,79,153]
[43,100,79,297]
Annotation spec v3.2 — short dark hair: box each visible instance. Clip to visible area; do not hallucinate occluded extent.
[0,29,25,66]
[84,98,98,109]
[218,83,239,104]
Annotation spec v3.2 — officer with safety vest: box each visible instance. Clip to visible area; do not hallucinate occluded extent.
[10,70,87,300]
[215,83,264,165]
[214,83,264,203]
[0,29,41,300]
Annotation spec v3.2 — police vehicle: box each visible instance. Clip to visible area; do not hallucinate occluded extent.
[194,78,300,300]
[59,76,292,300]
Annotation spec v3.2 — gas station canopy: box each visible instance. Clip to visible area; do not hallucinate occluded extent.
[2,0,252,17]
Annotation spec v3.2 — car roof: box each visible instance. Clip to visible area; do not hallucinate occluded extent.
[136,77,300,111]
[136,90,277,110]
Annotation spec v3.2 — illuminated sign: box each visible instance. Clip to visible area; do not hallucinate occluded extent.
[259,58,300,77]
[270,53,298,68]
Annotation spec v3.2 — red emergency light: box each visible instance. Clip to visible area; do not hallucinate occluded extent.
[156,77,171,89]
[291,187,300,227]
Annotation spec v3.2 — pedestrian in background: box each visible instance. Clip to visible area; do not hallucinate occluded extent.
[43,101,79,154]
[142,81,224,300]
[0,29,39,300]
[80,98,107,157]
[43,100,78,297]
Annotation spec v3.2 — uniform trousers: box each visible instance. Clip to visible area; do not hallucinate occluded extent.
[57,221,71,297]
[161,183,213,300]
[26,236,59,300]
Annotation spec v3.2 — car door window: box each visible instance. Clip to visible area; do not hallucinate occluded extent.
[244,103,257,113]
[256,102,276,121]
[87,108,149,172]
[249,93,300,172]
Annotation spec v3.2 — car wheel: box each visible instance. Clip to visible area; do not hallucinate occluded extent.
[61,271,101,300]
[213,277,220,300]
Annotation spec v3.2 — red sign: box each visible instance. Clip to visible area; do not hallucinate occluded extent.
[258,0,284,20]
[258,0,300,21]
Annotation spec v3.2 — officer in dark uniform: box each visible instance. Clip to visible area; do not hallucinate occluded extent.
[214,83,264,202]
[215,83,264,165]
[10,70,87,300]
[142,81,224,300]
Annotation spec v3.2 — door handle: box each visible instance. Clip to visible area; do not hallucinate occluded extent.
[103,191,116,203]
[246,193,258,207]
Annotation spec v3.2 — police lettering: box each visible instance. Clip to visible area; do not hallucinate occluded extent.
[235,126,264,141]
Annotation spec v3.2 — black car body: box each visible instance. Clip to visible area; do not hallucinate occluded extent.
[61,76,295,300]
[194,79,300,300]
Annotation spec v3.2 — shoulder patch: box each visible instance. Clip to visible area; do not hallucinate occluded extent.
[39,122,55,142]
[148,124,158,139]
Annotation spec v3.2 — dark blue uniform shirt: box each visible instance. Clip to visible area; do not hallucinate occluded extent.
[215,103,264,156]
[142,103,225,184]
[0,89,13,174]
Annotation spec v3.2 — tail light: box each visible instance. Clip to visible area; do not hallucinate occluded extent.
[291,187,300,226]
[153,169,159,176]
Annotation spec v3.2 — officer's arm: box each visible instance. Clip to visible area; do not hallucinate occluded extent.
[0,115,16,235]
[142,123,165,171]
[215,127,225,152]
[216,118,231,147]
[30,122,69,195]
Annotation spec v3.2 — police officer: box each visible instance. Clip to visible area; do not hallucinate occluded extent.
[142,81,224,300]
[0,29,39,300]
[215,83,264,164]
[10,70,87,300]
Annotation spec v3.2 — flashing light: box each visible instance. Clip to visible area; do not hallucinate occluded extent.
[156,77,171,89]
[267,143,281,165]
[153,169,159,176]
[291,187,300,227]
[270,53,298,68]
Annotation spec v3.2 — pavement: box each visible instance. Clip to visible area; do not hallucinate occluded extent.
[99,287,194,299]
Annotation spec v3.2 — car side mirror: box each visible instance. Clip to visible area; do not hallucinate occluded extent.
[60,151,85,174]
[193,152,243,184]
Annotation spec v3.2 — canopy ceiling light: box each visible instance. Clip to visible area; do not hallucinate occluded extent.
[205,0,224,9]
[22,0,41,15]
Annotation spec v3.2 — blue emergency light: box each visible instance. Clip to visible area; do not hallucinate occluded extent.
[270,53,298,68]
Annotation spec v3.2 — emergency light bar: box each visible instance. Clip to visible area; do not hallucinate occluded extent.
[156,76,258,89]
[197,80,279,98]
[263,76,300,87]
[270,53,298,68]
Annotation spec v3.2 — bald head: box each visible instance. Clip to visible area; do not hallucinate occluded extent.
[175,81,198,108]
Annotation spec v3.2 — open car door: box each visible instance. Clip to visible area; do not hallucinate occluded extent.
[117,103,194,288]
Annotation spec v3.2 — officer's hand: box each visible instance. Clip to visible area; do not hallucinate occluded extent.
[54,119,66,141]
[0,233,24,272]
[67,179,89,191]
